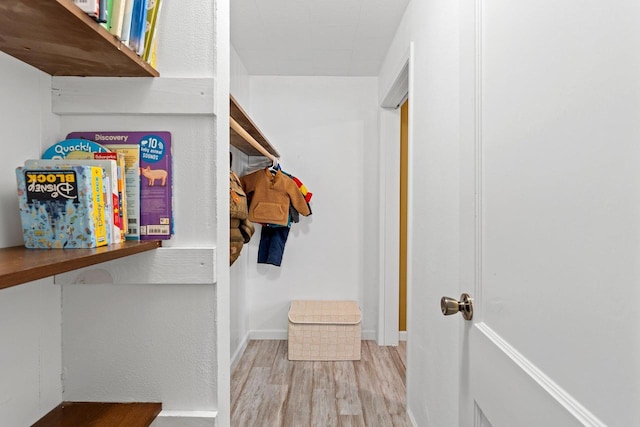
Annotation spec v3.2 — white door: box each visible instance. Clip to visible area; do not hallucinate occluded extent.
[450,1,640,426]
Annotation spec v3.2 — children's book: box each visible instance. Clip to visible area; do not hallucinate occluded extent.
[142,0,162,63]
[128,0,148,54]
[120,0,135,42]
[109,0,127,37]
[16,166,108,249]
[100,0,112,29]
[67,131,172,241]
[25,158,123,244]
[98,0,108,23]
[73,0,99,19]
[41,138,111,160]
[102,145,140,240]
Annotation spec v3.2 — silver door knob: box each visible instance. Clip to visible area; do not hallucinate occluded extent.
[441,293,473,320]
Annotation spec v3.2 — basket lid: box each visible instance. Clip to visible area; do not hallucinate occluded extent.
[288,300,361,325]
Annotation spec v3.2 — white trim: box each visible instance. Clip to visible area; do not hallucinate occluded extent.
[361,330,377,341]
[249,330,288,340]
[407,407,419,427]
[53,247,216,285]
[380,46,411,107]
[231,332,250,371]
[215,1,232,426]
[378,46,411,346]
[157,410,217,418]
[475,323,607,427]
[398,331,407,341]
[249,329,377,341]
[381,62,409,108]
[52,77,216,115]
[404,40,416,420]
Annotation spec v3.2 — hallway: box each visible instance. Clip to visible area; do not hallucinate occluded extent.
[232,340,409,426]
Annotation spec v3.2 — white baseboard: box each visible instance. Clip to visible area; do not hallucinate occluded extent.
[399,331,407,341]
[249,330,287,340]
[248,329,377,341]
[361,329,377,340]
[231,333,250,370]
[407,408,418,427]
[157,410,217,418]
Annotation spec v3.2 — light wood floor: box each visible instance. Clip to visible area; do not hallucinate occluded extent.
[231,340,410,427]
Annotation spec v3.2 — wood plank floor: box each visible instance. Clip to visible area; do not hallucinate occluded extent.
[232,340,409,427]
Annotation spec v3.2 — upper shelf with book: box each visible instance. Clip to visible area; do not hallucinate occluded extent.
[0,0,158,77]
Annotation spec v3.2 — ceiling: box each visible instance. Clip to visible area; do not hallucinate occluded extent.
[230,0,410,76]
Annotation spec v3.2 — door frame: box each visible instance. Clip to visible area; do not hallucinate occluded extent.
[378,44,414,346]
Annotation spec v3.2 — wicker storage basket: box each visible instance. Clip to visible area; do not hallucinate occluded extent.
[287,300,361,361]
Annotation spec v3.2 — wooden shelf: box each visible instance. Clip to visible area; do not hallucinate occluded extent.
[33,402,162,427]
[0,0,158,77]
[230,95,280,158]
[0,241,161,290]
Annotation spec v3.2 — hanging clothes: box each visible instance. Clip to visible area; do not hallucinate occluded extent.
[240,167,311,226]
[257,226,290,266]
[229,170,254,265]
[280,169,312,224]
[241,166,312,266]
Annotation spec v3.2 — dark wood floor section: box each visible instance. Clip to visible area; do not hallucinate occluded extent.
[232,340,409,427]
[32,402,162,427]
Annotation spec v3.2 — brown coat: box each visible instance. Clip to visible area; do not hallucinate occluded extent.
[230,171,254,265]
[241,168,311,226]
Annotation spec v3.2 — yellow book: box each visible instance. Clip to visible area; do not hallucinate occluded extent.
[89,166,109,247]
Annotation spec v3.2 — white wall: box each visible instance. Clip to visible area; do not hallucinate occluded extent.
[378,1,462,425]
[231,45,251,110]
[0,52,63,426]
[243,76,379,338]
[229,44,252,365]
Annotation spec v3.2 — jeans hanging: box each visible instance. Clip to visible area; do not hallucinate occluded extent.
[257,226,290,266]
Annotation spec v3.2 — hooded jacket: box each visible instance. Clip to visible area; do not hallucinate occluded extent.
[241,168,311,226]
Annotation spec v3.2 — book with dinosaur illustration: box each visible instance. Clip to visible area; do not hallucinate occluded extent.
[67,131,173,240]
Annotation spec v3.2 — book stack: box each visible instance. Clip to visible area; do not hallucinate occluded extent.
[16,132,173,249]
[72,0,162,67]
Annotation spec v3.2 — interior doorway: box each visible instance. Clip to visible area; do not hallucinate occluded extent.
[379,47,411,346]
[399,99,409,338]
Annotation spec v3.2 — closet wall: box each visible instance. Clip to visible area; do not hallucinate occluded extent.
[239,75,381,340]
[230,45,252,362]
[0,54,62,426]
[377,2,460,425]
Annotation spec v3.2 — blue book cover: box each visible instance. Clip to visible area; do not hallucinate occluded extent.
[98,0,108,23]
[16,166,108,249]
[129,0,148,54]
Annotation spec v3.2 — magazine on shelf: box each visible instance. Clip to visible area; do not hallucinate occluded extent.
[67,131,173,241]
[16,166,108,249]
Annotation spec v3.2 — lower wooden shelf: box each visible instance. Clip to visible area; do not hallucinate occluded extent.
[32,401,162,427]
[0,240,161,290]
